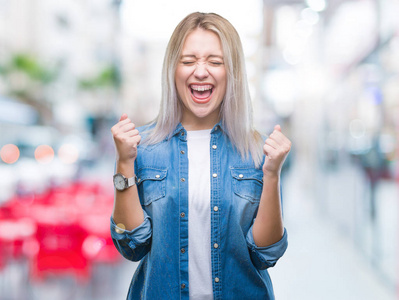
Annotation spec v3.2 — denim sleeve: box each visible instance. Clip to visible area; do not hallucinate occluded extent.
[246,225,288,270]
[110,210,152,262]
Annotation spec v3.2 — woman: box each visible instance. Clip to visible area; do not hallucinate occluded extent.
[110,12,290,300]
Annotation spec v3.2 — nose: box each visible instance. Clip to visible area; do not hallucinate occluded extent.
[193,62,209,80]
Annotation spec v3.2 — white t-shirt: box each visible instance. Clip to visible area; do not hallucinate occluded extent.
[187,129,213,300]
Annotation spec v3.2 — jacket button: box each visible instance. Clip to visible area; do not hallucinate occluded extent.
[180,150,185,154]
[181,178,186,182]
[213,206,218,212]
[212,173,217,178]
[238,174,244,178]
[181,283,186,289]
[212,145,217,149]
[180,212,185,218]
[214,243,219,249]
[155,174,160,178]
[181,248,185,253]
[115,223,125,234]
[214,277,220,283]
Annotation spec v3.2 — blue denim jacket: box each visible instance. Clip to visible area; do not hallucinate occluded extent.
[110,122,288,300]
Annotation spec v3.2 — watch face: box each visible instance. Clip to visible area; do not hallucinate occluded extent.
[113,174,126,191]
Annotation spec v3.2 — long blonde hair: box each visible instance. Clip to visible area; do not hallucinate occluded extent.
[145,12,264,167]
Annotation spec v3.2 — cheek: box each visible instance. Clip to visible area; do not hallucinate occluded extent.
[216,71,227,91]
[175,77,186,95]
[217,77,227,97]
[175,70,190,89]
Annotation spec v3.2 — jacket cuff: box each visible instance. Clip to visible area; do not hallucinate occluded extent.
[246,226,288,270]
[110,210,152,245]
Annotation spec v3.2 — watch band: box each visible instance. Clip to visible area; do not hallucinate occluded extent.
[127,176,136,188]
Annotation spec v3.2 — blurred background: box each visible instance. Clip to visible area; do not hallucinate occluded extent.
[0,0,398,299]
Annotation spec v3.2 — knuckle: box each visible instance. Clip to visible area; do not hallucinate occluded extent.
[113,132,121,140]
[111,126,118,135]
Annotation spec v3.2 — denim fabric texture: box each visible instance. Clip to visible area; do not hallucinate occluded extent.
[110,122,288,300]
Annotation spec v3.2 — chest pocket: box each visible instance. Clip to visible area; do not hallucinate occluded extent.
[136,167,167,206]
[231,168,263,203]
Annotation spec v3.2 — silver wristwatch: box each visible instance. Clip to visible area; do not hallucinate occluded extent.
[113,173,137,191]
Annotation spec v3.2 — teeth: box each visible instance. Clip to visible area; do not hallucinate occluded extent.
[190,85,213,91]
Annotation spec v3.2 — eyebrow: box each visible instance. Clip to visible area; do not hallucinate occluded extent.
[180,54,224,59]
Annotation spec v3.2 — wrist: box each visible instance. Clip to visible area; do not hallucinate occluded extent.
[116,159,136,177]
[262,170,280,181]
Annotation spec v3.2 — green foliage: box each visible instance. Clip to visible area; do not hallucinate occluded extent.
[12,54,56,83]
[0,53,58,83]
[79,64,120,90]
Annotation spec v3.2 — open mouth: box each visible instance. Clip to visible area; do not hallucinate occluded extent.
[189,84,214,103]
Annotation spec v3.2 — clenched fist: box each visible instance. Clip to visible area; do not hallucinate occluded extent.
[262,125,291,177]
[111,114,141,164]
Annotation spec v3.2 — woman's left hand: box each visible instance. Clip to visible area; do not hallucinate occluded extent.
[262,125,291,177]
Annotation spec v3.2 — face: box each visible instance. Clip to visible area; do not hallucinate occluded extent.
[175,28,227,130]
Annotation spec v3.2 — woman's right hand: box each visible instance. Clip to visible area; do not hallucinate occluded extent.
[111,113,141,164]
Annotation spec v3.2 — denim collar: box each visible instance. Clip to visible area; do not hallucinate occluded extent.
[171,121,225,139]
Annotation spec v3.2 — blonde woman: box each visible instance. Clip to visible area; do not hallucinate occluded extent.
[111,12,290,300]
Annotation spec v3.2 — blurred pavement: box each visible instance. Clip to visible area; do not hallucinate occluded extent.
[269,161,396,300]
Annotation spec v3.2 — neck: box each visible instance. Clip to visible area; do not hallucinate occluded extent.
[181,110,220,131]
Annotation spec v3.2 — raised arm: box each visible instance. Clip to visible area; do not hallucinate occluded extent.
[111,113,144,231]
[252,124,291,247]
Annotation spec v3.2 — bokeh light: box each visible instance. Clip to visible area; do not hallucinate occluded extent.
[301,8,319,25]
[0,144,20,164]
[82,236,106,258]
[34,145,54,164]
[306,0,327,12]
[58,144,79,164]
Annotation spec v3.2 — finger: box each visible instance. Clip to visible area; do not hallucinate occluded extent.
[127,129,140,137]
[119,113,128,122]
[120,122,136,133]
[269,130,289,146]
[274,124,281,132]
[131,135,141,146]
[265,138,279,150]
[263,144,276,158]
[118,117,132,126]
